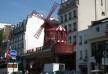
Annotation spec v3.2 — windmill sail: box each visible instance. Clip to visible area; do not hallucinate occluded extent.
[34,27,43,39]
[34,2,58,39]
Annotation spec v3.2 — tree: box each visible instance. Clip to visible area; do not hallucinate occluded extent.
[0,30,3,47]
[0,30,3,56]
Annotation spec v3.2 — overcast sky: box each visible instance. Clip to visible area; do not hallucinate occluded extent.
[0,0,60,25]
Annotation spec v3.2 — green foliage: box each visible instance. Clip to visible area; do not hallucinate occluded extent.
[0,30,3,47]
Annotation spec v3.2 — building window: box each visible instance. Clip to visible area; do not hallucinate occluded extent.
[64,14,67,22]
[73,22,77,31]
[91,43,97,56]
[73,35,76,44]
[73,35,76,40]
[79,36,82,45]
[60,16,63,23]
[73,10,77,18]
[68,24,72,33]
[106,24,108,29]
[64,25,67,32]
[85,50,87,56]
[79,41,82,45]
[68,36,72,43]
[68,12,72,20]
[21,42,24,48]
[80,50,83,60]
[84,40,88,44]
[96,27,100,32]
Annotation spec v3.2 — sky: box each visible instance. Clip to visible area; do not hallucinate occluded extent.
[0,0,61,25]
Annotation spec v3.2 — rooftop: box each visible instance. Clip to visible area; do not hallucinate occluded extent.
[0,23,11,29]
[91,18,108,27]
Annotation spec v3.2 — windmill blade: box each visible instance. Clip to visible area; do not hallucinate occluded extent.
[46,2,58,19]
[34,27,44,39]
[34,2,58,39]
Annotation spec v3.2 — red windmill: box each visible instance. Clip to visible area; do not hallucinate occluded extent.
[34,2,59,48]
[34,2,76,55]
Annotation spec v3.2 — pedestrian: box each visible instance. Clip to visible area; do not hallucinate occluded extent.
[25,70,29,74]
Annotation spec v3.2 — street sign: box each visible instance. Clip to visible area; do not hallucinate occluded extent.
[10,50,17,59]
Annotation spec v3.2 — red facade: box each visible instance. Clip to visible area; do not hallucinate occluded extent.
[43,25,76,55]
[53,42,75,55]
